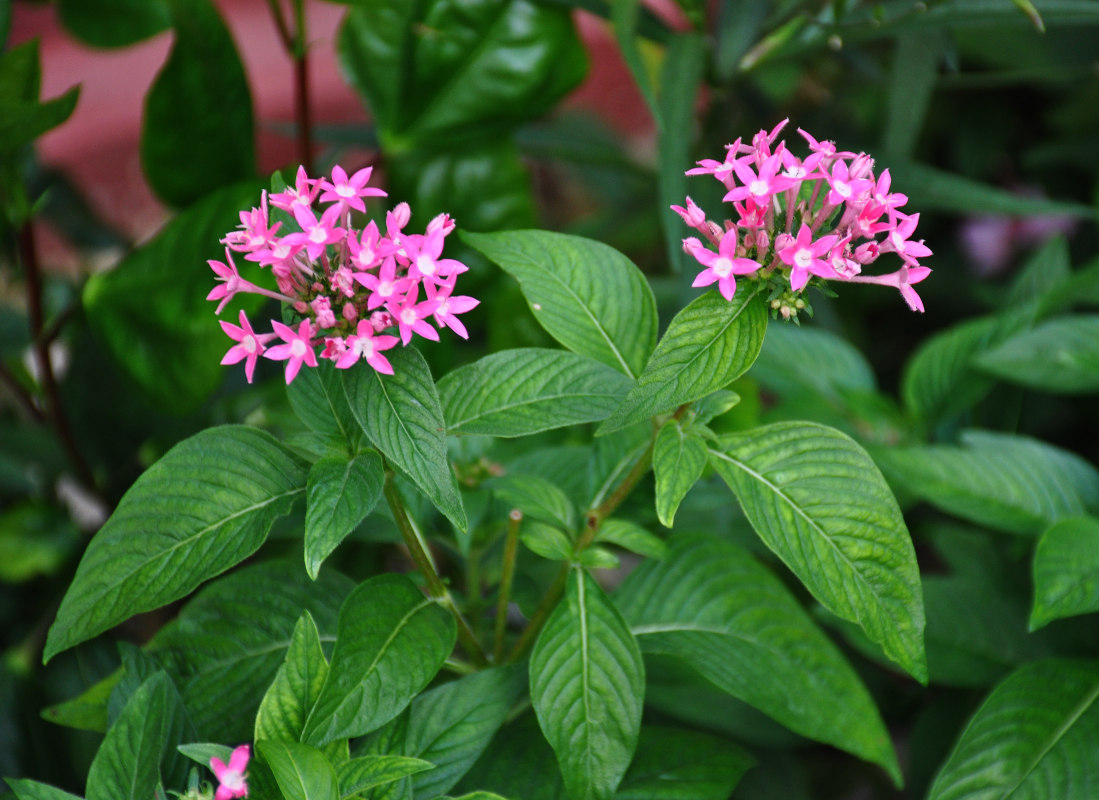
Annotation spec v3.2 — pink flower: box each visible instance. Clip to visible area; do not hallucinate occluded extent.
[335,319,400,373]
[724,151,795,204]
[283,204,346,262]
[348,220,383,272]
[264,319,318,383]
[884,212,933,264]
[210,744,249,800]
[387,284,440,345]
[779,225,839,291]
[688,231,762,301]
[269,166,319,212]
[355,256,412,310]
[219,311,276,384]
[318,165,386,214]
[824,159,873,207]
[425,277,479,339]
[847,265,932,312]
[207,250,255,315]
[405,227,467,285]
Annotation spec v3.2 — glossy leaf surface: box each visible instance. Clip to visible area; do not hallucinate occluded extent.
[304,451,384,579]
[1031,516,1099,630]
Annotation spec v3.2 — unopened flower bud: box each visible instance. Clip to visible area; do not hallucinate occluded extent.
[342,302,358,322]
[391,202,411,229]
[370,310,395,333]
[774,232,794,252]
[849,154,875,180]
[293,300,309,314]
[427,213,456,236]
[854,241,880,264]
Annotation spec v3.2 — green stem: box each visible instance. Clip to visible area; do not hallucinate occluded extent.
[493,509,522,662]
[383,474,489,668]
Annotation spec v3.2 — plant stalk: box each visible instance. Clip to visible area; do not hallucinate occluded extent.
[493,509,522,662]
[383,473,489,668]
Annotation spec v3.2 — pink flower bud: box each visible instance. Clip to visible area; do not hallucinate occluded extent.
[391,202,411,229]
[854,241,880,264]
[310,296,336,329]
[342,302,358,322]
[370,310,395,333]
[774,232,794,252]
[849,153,875,180]
[427,213,456,236]
[321,337,346,360]
[293,300,309,314]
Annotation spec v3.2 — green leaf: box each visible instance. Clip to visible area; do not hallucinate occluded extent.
[974,315,1099,394]
[0,41,79,154]
[387,141,536,232]
[82,181,265,414]
[873,430,1099,535]
[462,230,657,379]
[615,531,902,784]
[1031,516,1099,630]
[141,0,254,205]
[303,574,456,745]
[652,419,708,528]
[337,0,586,144]
[587,424,650,510]
[336,755,435,797]
[888,160,1094,218]
[520,520,574,562]
[261,741,341,800]
[57,0,170,47]
[439,349,633,437]
[288,358,363,447]
[150,560,351,742]
[883,33,940,158]
[86,672,184,800]
[751,323,876,401]
[343,347,466,531]
[256,612,330,745]
[41,670,118,733]
[305,451,384,579]
[1007,236,1072,310]
[178,742,232,767]
[928,660,1099,800]
[595,519,667,561]
[452,713,565,800]
[44,426,308,662]
[900,315,1010,421]
[530,568,645,800]
[491,474,575,531]
[600,290,767,433]
[405,666,526,798]
[4,782,83,800]
[708,422,926,682]
[614,726,754,800]
[0,502,80,582]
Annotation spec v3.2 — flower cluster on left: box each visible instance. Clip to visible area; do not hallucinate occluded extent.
[209,166,478,383]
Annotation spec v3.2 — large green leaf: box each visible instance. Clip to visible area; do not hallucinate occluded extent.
[615,532,901,783]
[751,323,876,401]
[44,426,307,662]
[614,726,753,800]
[1030,516,1099,630]
[303,574,456,745]
[288,358,363,447]
[256,612,330,746]
[462,230,657,379]
[336,756,435,797]
[652,419,708,528]
[974,315,1099,394]
[600,290,766,433]
[708,422,926,682]
[305,451,384,579]
[141,0,254,205]
[928,660,1099,800]
[86,672,185,800]
[530,569,645,800]
[439,349,633,437]
[405,666,526,799]
[0,41,79,155]
[387,141,536,232]
[150,561,351,742]
[4,782,82,800]
[82,181,264,414]
[873,430,1099,535]
[343,347,466,531]
[261,741,341,800]
[453,713,565,800]
[337,0,586,144]
[57,0,169,47]
[490,474,575,531]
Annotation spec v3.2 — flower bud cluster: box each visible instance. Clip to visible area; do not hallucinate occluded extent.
[673,120,932,315]
[209,166,477,383]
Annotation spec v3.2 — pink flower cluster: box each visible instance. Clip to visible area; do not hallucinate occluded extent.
[209,166,478,383]
[674,120,932,316]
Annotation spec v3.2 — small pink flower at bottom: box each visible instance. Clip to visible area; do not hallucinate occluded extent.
[335,320,400,373]
[779,225,839,291]
[211,744,249,800]
[220,311,276,383]
[264,319,318,383]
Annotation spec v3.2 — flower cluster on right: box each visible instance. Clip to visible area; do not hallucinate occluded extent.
[674,119,931,317]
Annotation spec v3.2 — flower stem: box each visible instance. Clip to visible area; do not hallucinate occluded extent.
[19,222,97,493]
[493,509,522,662]
[383,473,489,668]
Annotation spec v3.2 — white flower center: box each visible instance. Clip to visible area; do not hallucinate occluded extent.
[749,179,768,197]
[378,281,393,296]
[291,339,307,358]
[794,249,813,269]
[416,254,435,276]
[337,184,354,198]
[243,335,258,354]
[712,257,733,278]
[309,227,327,244]
[222,771,245,791]
[401,308,418,325]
